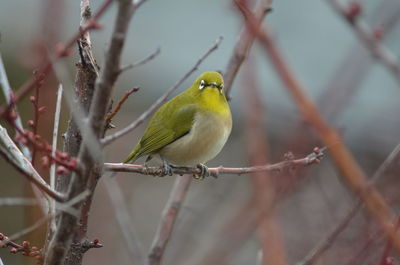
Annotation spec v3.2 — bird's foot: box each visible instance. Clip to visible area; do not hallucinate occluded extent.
[194,163,210,180]
[161,160,174,176]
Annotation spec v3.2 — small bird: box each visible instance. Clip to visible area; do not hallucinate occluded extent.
[124,71,232,178]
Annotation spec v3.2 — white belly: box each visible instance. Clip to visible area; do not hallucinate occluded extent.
[159,112,232,166]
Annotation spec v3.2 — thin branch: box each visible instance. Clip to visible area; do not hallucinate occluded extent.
[118,47,161,74]
[0,51,31,160]
[104,147,324,177]
[101,36,224,145]
[147,175,192,265]
[235,0,400,252]
[0,0,113,117]
[103,177,145,264]
[0,125,65,202]
[224,0,273,98]
[106,87,140,123]
[326,0,400,87]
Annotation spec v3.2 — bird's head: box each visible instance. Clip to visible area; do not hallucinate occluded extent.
[188,71,229,113]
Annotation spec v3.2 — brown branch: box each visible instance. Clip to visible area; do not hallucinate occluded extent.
[224,0,273,99]
[118,47,161,74]
[326,0,400,86]
[101,36,224,145]
[235,0,400,252]
[106,87,140,123]
[147,175,192,265]
[104,147,324,177]
[44,0,142,264]
[0,0,113,118]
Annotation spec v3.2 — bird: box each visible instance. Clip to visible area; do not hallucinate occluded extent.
[124,71,232,179]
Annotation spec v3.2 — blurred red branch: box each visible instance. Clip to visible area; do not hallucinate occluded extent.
[243,57,287,265]
[234,0,400,252]
[224,0,273,99]
[326,0,400,86]
[106,87,140,124]
[0,0,113,118]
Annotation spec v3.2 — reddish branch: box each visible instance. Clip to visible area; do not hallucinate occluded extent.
[224,0,273,98]
[147,175,192,265]
[235,0,400,252]
[0,233,42,261]
[105,147,324,177]
[106,87,140,123]
[0,0,113,118]
[327,0,400,86]
[243,57,286,265]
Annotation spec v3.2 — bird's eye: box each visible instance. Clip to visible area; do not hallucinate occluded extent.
[199,80,205,90]
[218,84,224,94]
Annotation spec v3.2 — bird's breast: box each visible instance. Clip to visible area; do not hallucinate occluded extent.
[159,111,232,166]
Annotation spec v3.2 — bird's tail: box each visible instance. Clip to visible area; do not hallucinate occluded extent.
[123,143,140,164]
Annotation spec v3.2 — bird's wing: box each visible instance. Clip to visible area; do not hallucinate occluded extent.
[125,103,197,162]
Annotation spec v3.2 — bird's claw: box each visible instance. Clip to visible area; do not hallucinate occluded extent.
[162,160,173,176]
[194,163,210,180]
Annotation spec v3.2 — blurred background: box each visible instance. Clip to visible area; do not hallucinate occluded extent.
[1,0,400,264]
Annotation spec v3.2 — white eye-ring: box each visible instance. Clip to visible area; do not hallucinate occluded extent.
[199,80,206,90]
[219,84,224,94]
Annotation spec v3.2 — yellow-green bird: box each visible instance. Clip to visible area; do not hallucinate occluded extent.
[124,71,232,178]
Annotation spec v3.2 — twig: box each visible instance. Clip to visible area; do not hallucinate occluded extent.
[0,51,31,160]
[296,142,400,265]
[30,72,44,165]
[0,0,113,117]
[0,233,42,260]
[147,175,192,265]
[118,47,161,74]
[0,125,65,202]
[326,0,400,87]
[106,87,140,123]
[103,177,145,264]
[101,36,224,145]
[235,0,400,252]
[104,147,324,176]
[224,0,273,99]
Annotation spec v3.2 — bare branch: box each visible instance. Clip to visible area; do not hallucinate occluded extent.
[106,87,140,123]
[224,0,273,98]
[118,47,161,74]
[326,0,400,86]
[234,0,400,252]
[147,175,192,265]
[0,125,65,202]
[101,36,224,145]
[104,147,324,177]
